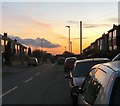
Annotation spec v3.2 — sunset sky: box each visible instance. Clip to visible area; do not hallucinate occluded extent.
[1,2,118,54]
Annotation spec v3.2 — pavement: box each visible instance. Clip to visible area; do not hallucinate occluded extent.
[2,62,48,76]
[2,64,28,74]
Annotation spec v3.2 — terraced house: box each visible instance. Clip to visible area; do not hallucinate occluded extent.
[83,24,120,59]
[0,33,27,66]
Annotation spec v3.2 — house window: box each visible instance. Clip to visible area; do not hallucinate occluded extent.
[1,40,4,46]
[109,32,112,40]
[17,45,20,54]
[112,35,117,50]
[100,39,103,50]
[5,40,8,46]
[113,30,116,38]
[113,45,117,50]
[15,45,17,54]
[109,46,112,51]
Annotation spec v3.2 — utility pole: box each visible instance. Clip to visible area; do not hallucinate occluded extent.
[65,25,70,52]
[80,21,82,54]
[118,1,120,24]
[70,41,72,53]
[65,46,66,51]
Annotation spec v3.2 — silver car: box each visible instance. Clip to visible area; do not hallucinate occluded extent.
[28,58,38,66]
[65,58,110,104]
[78,61,120,105]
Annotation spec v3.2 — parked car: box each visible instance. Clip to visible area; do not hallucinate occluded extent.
[65,58,110,104]
[57,57,65,65]
[64,57,77,72]
[112,53,120,61]
[77,61,120,105]
[28,58,38,66]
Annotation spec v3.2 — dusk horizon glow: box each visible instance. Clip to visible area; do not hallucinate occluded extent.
[1,2,118,54]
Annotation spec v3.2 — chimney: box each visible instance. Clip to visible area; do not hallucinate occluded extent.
[113,24,117,29]
[14,39,17,42]
[4,33,7,37]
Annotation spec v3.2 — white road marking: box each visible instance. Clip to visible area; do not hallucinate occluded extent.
[24,77,33,83]
[35,72,40,76]
[0,86,18,98]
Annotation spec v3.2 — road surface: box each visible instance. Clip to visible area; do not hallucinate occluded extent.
[2,63,72,104]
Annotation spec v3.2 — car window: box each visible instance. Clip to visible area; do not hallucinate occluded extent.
[81,69,107,105]
[73,61,101,77]
[109,77,120,105]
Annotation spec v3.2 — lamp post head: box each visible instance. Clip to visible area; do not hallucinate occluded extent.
[65,25,70,28]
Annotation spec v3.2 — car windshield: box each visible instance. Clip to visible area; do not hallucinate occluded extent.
[73,60,108,77]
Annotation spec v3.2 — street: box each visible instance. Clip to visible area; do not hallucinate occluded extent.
[2,63,72,104]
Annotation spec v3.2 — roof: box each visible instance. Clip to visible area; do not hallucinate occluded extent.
[1,35,27,49]
[75,58,110,63]
[101,61,120,72]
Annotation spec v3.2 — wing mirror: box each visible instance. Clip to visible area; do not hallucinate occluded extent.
[72,86,80,96]
[64,73,72,79]
[72,86,84,96]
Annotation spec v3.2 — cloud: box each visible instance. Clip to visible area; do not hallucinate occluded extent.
[107,17,118,23]
[57,36,67,39]
[83,23,110,28]
[9,36,61,48]
[67,21,111,29]
[67,21,78,24]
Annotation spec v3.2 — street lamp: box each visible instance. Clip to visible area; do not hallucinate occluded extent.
[70,41,72,53]
[65,25,70,52]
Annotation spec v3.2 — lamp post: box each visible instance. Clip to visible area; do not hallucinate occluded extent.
[65,25,70,52]
[65,46,66,51]
[80,21,82,54]
[70,41,72,53]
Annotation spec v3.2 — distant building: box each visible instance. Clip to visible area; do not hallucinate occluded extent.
[108,24,120,51]
[82,24,120,58]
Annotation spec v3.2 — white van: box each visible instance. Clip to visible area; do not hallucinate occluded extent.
[78,61,120,105]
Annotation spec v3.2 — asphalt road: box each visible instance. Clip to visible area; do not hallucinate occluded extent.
[2,63,72,104]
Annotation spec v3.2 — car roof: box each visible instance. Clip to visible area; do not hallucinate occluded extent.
[65,57,77,60]
[92,61,120,72]
[101,61,120,72]
[75,58,110,63]
[31,57,37,59]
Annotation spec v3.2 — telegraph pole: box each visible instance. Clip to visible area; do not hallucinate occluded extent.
[65,25,70,52]
[65,46,66,51]
[80,21,82,54]
[70,41,72,53]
